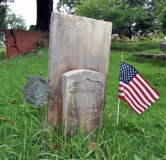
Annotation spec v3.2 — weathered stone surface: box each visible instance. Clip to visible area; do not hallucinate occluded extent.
[47,12,112,126]
[160,41,166,51]
[62,69,106,135]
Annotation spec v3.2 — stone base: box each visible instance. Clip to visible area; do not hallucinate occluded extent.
[132,53,166,60]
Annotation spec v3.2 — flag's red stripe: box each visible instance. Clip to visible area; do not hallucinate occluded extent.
[119,82,146,113]
[120,82,147,112]
[135,75,158,101]
[118,89,124,93]
[120,96,141,115]
[119,84,125,99]
[124,92,144,113]
[131,77,153,104]
[128,82,149,107]
[118,83,124,98]
[123,85,147,110]
[138,74,160,98]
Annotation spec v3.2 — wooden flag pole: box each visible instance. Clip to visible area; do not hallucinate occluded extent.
[117,53,123,125]
[117,98,120,124]
[121,53,123,61]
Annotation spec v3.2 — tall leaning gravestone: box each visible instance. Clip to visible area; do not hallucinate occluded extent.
[47,12,112,134]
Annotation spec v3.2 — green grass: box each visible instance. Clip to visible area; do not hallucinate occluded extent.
[111,41,166,54]
[0,48,166,159]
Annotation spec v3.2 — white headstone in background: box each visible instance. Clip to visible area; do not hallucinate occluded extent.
[111,34,118,39]
[47,12,112,126]
[62,69,106,135]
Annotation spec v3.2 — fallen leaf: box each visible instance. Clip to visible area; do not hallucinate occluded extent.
[88,142,98,151]
[53,143,61,149]
[0,117,7,121]
[11,99,17,104]
[108,113,113,117]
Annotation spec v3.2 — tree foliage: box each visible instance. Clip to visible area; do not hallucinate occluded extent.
[6,9,27,30]
[153,0,166,33]
[0,2,8,42]
[0,0,27,42]
[159,9,166,34]
[0,0,14,3]
[57,0,80,14]
[74,0,152,37]
[57,0,166,37]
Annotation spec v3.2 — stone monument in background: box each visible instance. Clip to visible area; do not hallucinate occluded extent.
[47,12,112,134]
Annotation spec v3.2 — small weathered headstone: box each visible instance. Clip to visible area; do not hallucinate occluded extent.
[47,12,112,127]
[160,41,166,51]
[62,69,106,135]
[111,34,118,39]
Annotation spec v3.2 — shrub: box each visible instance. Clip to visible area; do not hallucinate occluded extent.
[0,50,6,60]
[37,39,46,49]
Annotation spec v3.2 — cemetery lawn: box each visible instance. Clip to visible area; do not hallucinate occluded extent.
[0,48,166,159]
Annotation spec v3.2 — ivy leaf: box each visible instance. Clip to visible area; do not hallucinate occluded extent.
[134,154,142,160]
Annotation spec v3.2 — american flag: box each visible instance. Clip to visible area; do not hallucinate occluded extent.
[118,61,160,114]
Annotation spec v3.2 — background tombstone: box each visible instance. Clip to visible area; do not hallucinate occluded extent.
[47,12,112,126]
[62,69,106,135]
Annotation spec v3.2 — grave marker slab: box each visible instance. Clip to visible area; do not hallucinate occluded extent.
[62,69,106,134]
[47,12,112,126]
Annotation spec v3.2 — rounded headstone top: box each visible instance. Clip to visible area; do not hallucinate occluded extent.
[62,69,106,86]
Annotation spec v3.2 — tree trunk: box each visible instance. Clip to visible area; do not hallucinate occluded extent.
[35,0,53,32]
[128,26,132,39]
